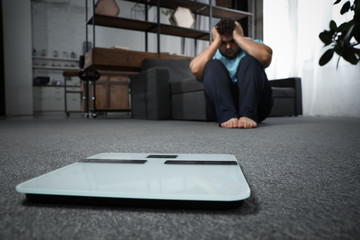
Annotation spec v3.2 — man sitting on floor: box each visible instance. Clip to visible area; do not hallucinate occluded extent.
[190,18,273,129]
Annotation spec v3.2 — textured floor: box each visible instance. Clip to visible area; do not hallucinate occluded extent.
[1,116,359,239]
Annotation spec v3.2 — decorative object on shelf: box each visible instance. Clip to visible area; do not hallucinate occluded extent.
[131,3,145,20]
[41,49,47,57]
[53,50,59,58]
[95,0,120,17]
[161,9,173,17]
[71,52,77,59]
[33,49,37,57]
[62,51,69,58]
[51,80,62,86]
[169,7,195,28]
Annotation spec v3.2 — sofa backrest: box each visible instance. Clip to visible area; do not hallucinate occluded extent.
[141,58,195,83]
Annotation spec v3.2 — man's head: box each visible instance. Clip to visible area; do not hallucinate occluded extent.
[215,18,241,59]
[216,18,236,36]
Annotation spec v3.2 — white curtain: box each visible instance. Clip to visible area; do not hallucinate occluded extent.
[264,0,360,117]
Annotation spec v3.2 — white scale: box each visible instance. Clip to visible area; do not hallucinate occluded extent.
[16,153,250,206]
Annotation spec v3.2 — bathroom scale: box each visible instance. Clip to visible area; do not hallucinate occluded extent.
[16,153,251,208]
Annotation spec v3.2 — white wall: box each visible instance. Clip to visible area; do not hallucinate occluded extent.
[264,0,360,117]
[2,0,33,116]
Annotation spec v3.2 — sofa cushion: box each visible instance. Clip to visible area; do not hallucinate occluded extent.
[172,91,207,120]
[271,87,295,98]
[270,98,295,116]
[171,77,204,94]
[141,58,193,83]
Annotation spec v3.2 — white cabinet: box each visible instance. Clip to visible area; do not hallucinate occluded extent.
[33,86,64,112]
[65,87,81,112]
[32,56,80,114]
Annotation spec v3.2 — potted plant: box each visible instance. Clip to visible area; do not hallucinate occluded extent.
[319,0,359,66]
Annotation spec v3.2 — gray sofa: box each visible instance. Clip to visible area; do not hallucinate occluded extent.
[130,58,302,120]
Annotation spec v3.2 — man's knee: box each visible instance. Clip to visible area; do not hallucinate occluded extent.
[236,55,266,81]
[242,55,260,64]
[204,59,226,75]
[240,55,264,70]
[203,60,228,88]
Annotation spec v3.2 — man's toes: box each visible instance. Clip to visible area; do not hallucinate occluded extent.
[247,122,257,128]
[221,118,239,128]
[238,117,257,129]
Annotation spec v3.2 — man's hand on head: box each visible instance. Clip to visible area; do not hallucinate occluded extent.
[233,21,244,38]
[212,26,222,45]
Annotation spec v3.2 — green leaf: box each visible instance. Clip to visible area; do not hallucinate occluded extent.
[334,0,342,4]
[319,30,334,45]
[338,20,353,34]
[341,1,351,14]
[329,20,337,30]
[353,23,360,42]
[319,49,334,66]
[334,45,344,55]
[355,0,360,16]
[342,47,359,64]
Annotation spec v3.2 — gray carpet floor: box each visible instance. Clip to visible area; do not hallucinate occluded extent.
[1,116,359,239]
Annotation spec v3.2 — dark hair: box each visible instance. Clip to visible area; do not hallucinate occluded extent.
[215,18,236,36]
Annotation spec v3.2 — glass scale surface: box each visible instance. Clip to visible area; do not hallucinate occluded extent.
[16,153,251,205]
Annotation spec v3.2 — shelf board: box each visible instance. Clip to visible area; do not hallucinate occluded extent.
[123,0,251,19]
[63,70,80,77]
[33,66,80,71]
[65,90,82,94]
[88,15,209,40]
[33,85,65,88]
[204,6,252,19]
[33,56,79,62]
[84,47,191,72]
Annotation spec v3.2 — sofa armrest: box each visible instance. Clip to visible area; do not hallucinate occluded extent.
[130,67,172,120]
[269,77,303,116]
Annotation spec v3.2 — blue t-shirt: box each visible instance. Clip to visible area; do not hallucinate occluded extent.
[212,39,263,83]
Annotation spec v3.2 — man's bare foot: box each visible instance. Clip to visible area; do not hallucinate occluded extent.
[238,116,257,129]
[220,118,239,128]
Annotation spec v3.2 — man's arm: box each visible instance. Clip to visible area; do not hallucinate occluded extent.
[233,22,273,67]
[189,27,221,79]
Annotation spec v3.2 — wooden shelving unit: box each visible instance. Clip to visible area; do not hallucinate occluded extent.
[84,0,253,67]
[87,15,209,40]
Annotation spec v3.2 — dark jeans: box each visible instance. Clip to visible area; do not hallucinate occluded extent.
[203,55,273,125]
